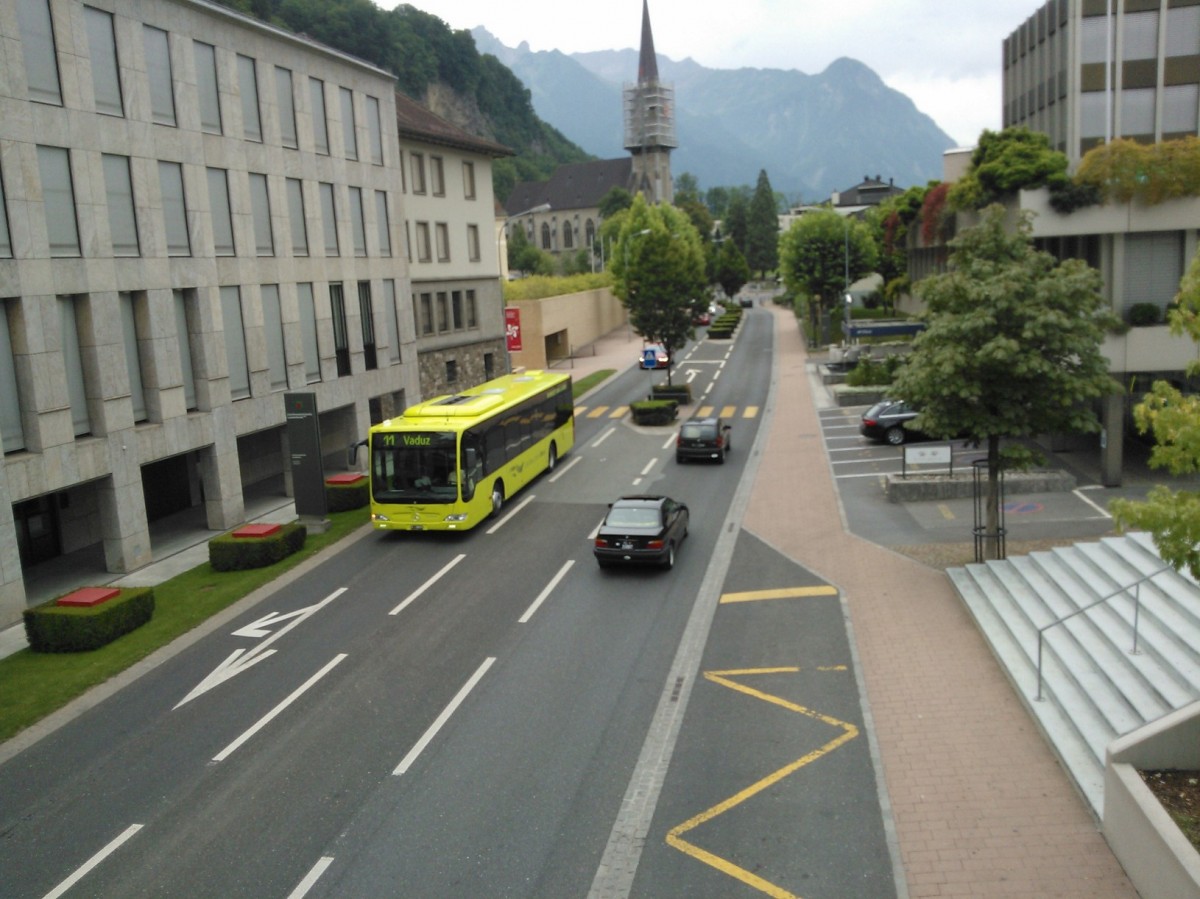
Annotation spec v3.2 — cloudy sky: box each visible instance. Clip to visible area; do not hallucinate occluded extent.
[393,0,1045,147]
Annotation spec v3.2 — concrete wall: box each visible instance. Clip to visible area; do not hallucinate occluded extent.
[507,288,626,371]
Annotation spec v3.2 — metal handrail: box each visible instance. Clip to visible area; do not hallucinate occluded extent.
[1035,563,1174,701]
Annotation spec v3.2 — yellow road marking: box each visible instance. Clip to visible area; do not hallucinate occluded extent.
[938,503,955,520]
[720,586,837,604]
[586,406,609,418]
[609,406,628,418]
[696,405,714,417]
[720,405,736,418]
[666,668,859,898]
[742,406,759,418]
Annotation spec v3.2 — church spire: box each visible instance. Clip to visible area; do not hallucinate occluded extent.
[637,0,659,83]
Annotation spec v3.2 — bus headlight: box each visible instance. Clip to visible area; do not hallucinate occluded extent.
[444,513,469,522]
[372,513,390,522]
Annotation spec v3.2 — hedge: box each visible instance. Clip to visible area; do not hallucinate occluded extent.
[652,383,692,404]
[326,479,369,511]
[24,587,155,653]
[630,399,678,425]
[208,522,308,571]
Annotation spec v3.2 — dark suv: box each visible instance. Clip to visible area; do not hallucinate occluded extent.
[675,416,732,463]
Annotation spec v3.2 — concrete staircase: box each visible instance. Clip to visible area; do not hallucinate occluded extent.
[948,531,1200,817]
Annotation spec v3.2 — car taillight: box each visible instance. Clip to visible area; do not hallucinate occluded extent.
[675,435,682,446]
[863,418,877,427]
[715,434,724,448]
[646,539,664,549]
[594,537,609,548]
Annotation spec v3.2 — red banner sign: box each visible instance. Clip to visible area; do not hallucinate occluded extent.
[504,307,522,351]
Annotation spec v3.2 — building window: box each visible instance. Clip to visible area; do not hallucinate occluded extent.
[38,146,80,257]
[19,0,62,105]
[173,289,198,410]
[207,168,235,256]
[563,222,574,249]
[399,150,407,193]
[467,224,480,262]
[349,187,367,257]
[404,221,412,262]
[483,351,494,381]
[85,6,123,116]
[367,95,384,165]
[143,25,176,126]
[287,178,308,256]
[238,55,262,142]
[60,296,91,436]
[436,223,450,261]
[261,284,287,390]
[250,173,274,256]
[466,290,477,328]
[1123,11,1159,61]
[445,360,457,384]
[463,161,476,199]
[119,292,147,422]
[436,291,449,332]
[431,156,445,196]
[383,279,400,363]
[276,66,298,149]
[375,190,391,257]
[540,222,552,250]
[1121,88,1156,136]
[195,42,221,134]
[220,286,250,399]
[451,290,463,330]
[1166,6,1200,58]
[416,222,431,262]
[418,292,433,335]
[310,77,329,154]
[320,182,339,256]
[298,283,321,383]
[411,153,426,194]
[358,281,376,371]
[0,299,25,452]
[1164,84,1200,134]
[340,87,357,159]
[103,154,139,257]
[159,161,190,256]
[330,283,350,376]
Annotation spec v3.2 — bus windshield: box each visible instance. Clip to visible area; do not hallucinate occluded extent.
[370,431,459,504]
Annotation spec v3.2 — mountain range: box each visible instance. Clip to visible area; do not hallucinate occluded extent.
[471,28,955,202]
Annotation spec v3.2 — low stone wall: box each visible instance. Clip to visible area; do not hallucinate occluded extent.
[1104,702,1200,899]
[885,469,1076,503]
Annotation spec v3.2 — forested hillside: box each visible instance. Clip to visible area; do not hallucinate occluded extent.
[212,0,590,200]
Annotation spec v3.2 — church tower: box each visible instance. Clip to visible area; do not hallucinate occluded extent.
[623,0,676,204]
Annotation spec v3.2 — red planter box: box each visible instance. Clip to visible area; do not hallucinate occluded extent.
[57,587,120,607]
[232,523,282,538]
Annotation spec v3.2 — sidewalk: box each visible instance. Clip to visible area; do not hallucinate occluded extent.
[744,303,1136,897]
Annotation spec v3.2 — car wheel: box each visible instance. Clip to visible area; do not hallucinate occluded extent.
[547,444,557,472]
[885,426,906,446]
[676,455,685,464]
[718,446,727,464]
[662,542,675,569]
[491,483,505,515]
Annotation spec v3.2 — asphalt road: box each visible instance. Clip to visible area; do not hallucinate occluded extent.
[0,308,899,899]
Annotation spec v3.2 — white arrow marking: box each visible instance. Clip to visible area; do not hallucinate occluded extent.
[175,587,348,709]
[232,607,313,638]
[686,369,699,382]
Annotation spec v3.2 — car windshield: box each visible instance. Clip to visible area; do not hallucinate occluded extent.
[606,506,661,528]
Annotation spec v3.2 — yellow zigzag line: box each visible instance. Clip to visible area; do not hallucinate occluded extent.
[665,666,858,899]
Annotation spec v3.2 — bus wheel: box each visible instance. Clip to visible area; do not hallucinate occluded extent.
[491,483,504,516]
[547,444,557,471]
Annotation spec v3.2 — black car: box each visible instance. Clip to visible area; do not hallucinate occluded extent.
[593,495,689,569]
[860,399,920,445]
[675,416,732,463]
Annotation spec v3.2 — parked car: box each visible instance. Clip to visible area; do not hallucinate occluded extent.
[693,310,712,326]
[639,344,670,369]
[860,399,920,445]
[739,295,753,308]
[593,495,690,569]
[676,416,732,463]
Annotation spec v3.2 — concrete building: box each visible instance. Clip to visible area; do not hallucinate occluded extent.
[0,0,421,626]
[394,91,513,398]
[1003,0,1200,161]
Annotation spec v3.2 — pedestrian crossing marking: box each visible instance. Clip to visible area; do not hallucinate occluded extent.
[720,586,837,604]
[609,406,628,418]
[586,406,610,418]
[719,405,736,418]
[696,405,713,417]
[741,406,759,418]
[573,404,760,420]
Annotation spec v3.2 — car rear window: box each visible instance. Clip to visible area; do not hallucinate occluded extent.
[681,424,713,439]
[607,507,660,527]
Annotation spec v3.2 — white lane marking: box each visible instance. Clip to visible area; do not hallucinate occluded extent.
[486,494,537,534]
[393,657,496,775]
[549,455,582,482]
[640,459,656,476]
[1074,488,1112,518]
[591,426,616,448]
[391,554,465,616]
[42,824,144,899]
[286,856,335,899]
[519,561,575,623]
[212,654,348,762]
[661,434,676,451]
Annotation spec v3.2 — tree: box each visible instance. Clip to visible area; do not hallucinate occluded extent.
[507,224,554,276]
[948,127,1070,211]
[890,205,1120,559]
[745,169,780,278]
[598,187,634,219]
[674,172,702,205]
[778,209,877,346]
[1112,249,1200,578]
[675,197,714,246]
[712,238,750,300]
[611,195,707,385]
[723,192,749,258]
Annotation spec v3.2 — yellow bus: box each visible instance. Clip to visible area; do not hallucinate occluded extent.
[367,370,574,531]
